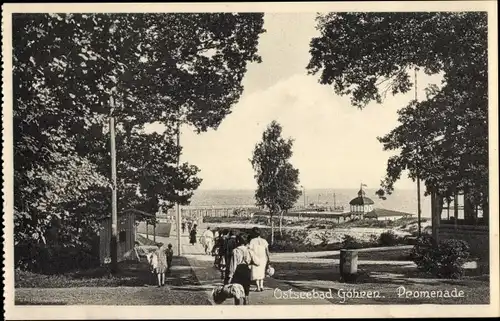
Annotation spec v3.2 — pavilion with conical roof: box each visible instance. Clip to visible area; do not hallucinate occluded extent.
[349,183,374,217]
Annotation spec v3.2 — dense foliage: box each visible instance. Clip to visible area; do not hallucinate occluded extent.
[378,230,399,246]
[308,12,488,219]
[411,235,471,279]
[13,13,265,271]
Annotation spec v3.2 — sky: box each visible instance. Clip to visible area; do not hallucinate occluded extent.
[147,13,442,191]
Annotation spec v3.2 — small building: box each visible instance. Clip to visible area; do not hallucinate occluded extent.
[430,191,488,261]
[364,208,414,221]
[348,184,374,218]
[98,209,155,264]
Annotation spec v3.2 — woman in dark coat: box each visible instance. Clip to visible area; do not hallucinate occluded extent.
[189,224,198,245]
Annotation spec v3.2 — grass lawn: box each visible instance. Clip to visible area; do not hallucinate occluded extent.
[15,256,196,288]
[15,256,212,305]
[318,247,412,261]
[15,285,212,305]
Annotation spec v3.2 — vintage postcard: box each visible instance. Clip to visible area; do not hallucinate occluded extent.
[2,1,499,319]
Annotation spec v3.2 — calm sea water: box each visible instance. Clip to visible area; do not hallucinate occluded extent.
[186,188,432,217]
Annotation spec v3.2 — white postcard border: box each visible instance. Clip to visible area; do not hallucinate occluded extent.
[2,1,498,319]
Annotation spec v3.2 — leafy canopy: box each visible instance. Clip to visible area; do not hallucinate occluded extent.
[13,13,265,251]
[250,121,302,214]
[307,12,488,208]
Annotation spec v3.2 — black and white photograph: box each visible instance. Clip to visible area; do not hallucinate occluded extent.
[2,1,498,319]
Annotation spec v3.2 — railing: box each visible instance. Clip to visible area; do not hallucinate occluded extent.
[439,223,488,232]
[439,217,488,227]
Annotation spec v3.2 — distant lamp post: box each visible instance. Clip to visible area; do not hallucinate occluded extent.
[300,185,306,208]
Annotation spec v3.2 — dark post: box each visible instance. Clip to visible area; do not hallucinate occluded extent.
[109,98,118,274]
[414,67,422,238]
[176,122,181,256]
[454,193,459,229]
[417,170,422,237]
[431,192,440,245]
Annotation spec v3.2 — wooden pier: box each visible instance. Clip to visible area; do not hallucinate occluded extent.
[155,206,352,223]
[159,206,259,222]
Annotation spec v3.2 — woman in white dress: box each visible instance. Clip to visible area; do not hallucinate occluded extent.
[248,227,270,292]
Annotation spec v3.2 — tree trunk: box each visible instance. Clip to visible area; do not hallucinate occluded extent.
[270,213,275,245]
[279,210,284,237]
[431,192,437,243]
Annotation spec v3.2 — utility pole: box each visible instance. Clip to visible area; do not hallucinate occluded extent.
[109,95,118,274]
[301,186,306,208]
[176,121,182,256]
[415,67,422,237]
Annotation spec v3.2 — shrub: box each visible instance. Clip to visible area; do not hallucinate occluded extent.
[411,236,470,279]
[15,241,100,274]
[379,230,399,246]
[318,231,330,245]
[342,235,363,249]
[369,234,379,245]
[269,239,315,252]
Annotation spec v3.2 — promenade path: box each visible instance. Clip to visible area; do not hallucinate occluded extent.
[173,222,333,305]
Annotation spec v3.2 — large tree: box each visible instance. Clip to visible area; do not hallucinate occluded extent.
[13,13,265,270]
[250,121,302,244]
[307,12,488,220]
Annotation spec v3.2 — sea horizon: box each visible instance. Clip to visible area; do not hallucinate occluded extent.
[186,187,432,217]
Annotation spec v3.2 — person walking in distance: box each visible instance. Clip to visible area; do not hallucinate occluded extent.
[211,230,220,265]
[202,227,214,255]
[189,224,198,245]
[223,230,237,284]
[216,229,229,279]
[248,227,270,291]
[166,243,174,274]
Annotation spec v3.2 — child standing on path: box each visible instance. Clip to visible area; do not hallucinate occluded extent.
[153,243,168,287]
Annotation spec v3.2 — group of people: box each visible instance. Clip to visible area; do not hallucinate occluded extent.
[211,227,271,305]
[147,243,174,287]
[181,218,199,246]
[181,218,197,234]
[147,223,272,304]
